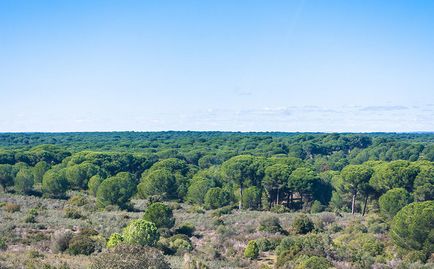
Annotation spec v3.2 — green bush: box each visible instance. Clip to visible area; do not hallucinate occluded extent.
[276,234,329,267]
[88,175,103,197]
[14,168,34,194]
[143,202,175,229]
[244,240,259,259]
[390,201,434,259]
[137,169,177,199]
[255,238,279,252]
[294,256,331,269]
[292,214,314,234]
[333,232,384,266]
[204,187,232,209]
[270,204,290,213]
[379,188,412,219]
[96,172,136,209]
[25,208,38,223]
[66,195,88,207]
[64,207,82,219]
[67,235,97,256]
[123,219,159,247]
[0,237,7,250]
[310,200,324,213]
[241,186,261,210]
[90,244,170,269]
[186,178,215,205]
[211,205,234,217]
[175,223,195,237]
[170,238,192,255]
[42,170,69,198]
[259,216,284,234]
[79,228,99,237]
[107,233,124,248]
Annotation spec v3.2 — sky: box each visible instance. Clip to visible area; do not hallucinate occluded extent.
[1,0,433,132]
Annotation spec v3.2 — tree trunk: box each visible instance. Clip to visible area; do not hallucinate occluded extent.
[239,185,243,210]
[276,188,280,205]
[362,194,369,216]
[351,192,357,214]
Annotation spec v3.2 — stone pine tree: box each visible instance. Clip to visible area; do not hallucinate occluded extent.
[340,164,373,214]
[222,155,258,210]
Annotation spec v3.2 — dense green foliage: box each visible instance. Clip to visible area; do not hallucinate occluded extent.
[96,172,136,209]
[122,219,159,247]
[379,188,412,219]
[106,233,123,248]
[0,132,434,268]
[244,240,259,259]
[143,202,175,229]
[390,201,434,258]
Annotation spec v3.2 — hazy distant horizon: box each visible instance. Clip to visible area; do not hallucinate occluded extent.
[1,1,433,132]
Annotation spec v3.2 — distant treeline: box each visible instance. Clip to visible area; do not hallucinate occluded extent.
[0,132,432,215]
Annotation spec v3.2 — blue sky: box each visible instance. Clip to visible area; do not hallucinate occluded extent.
[1,0,433,132]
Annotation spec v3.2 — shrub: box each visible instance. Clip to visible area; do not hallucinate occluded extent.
[14,168,34,194]
[403,250,428,263]
[255,238,279,252]
[123,219,159,247]
[292,214,314,234]
[88,175,103,197]
[28,249,44,259]
[211,205,234,217]
[390,201,434,259]
[241,186,261,210]
[183,254,209,269]
[175,223,195,237]
[137,169,177,199]
[156,237,174,255]
[64,207,82,219]
[96,172,136,209]
[258,216,284,234]
[413,164,434,201]
[170,238,192,255]
[294,256,331,269]
[186,178,215,204]
[143,202,175,229]
[244,240,259,259]
[270,204,289,213]
[90,244,170,269]
[42,170,69,198]
[0,237,7,250]
[33,161,49,184]
[51,230,73,253]
[333,232,384,267]
[107,233,124,248]
[3,202,20,213]
[379,188,412,219]
[310,200,324,213]
[79,228,99,237]
[66,195,88,207]
[204,187,232,209]
[276,234,330,267]
[187,205,205,214]
[317,213,335,227]
[0,164,14,191]
[67,235,97,255]
[25,208,38,223]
